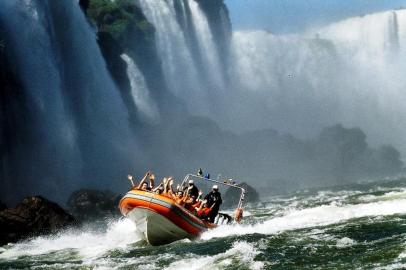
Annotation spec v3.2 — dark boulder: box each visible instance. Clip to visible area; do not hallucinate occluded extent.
[0,196,75,245]
[223,182,260,208]
[0,201,6,211]
[67,189,121,221]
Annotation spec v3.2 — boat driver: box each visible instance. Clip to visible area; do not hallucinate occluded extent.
[204,185,222,223]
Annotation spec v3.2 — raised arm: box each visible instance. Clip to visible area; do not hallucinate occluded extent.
[127,175,135,187]
[136,171,150,189]
[149,173,155,189]
[152,182,163,192]
[197,190,203,201]
[168,177,175,197]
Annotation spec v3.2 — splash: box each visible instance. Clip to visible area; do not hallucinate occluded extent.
[0,219,140,260]
[202,197,406,240]
[164,241,264,270]
[336,237,357,248]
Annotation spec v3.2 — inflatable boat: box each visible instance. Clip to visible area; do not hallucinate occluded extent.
[119,174,245,246]
[119,189,216,245]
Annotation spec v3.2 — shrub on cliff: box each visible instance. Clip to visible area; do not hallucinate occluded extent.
[83,0,154,47]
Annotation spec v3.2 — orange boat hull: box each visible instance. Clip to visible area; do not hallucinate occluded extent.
[119,190,216,245]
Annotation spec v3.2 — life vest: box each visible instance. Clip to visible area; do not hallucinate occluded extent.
[197,207,211,218]
[191,201,201,209]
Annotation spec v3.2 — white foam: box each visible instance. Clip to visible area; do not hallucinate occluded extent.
[202,198,406,240]
[0,218,140,260]
[358,189,406,203]
[336,237,357,248]
[374,263,406,270]
[164,241,263,270]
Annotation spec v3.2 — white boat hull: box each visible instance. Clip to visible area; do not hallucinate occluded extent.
[127,208,194,245]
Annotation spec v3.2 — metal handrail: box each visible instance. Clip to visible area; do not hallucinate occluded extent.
[181,174,246,209]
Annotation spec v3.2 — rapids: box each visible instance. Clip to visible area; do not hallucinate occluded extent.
[1,178,405,269]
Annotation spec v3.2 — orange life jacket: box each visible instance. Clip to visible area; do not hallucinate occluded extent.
[197,207,211,218]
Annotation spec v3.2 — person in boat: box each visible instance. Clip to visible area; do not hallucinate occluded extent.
[163,177,176,197]
[153,183,164,194]
[195,200,212,221]
[183,179,199,198]
[184,193,202,211]
[189,191,203,211]
[197,168,203,177]
[184,195,196,211]
[128,171,155,191]
[174,190,186,205]
[204,185,222,222]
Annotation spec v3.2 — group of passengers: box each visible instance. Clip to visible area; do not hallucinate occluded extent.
[127,171,222,223]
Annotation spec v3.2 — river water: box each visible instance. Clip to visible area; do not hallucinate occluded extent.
[1,178,406,269]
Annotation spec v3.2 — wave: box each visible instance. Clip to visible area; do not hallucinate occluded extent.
[0,219,140,260]
[357,189,406,203]
[164,241,263,270]
[202,197,406,240]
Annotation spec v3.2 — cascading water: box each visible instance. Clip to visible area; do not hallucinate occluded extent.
[227,9,406,155]
[137,0,208,114]
[0,0,79,200]
[187,0,224,90]
[0,0,135,202]
[135,1,406,157]
[2,0,406,203]
[1,2,406,268]
[121,54,159,123]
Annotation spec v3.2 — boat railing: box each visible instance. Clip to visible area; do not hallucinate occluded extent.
[181,174,246,210]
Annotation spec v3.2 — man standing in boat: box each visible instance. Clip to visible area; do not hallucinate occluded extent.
[204,185,222,223]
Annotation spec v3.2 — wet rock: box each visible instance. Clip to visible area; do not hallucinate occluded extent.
[0,201,6,211]
[223,182,260,208]
[67,189,121,221]
[0,196,75,245]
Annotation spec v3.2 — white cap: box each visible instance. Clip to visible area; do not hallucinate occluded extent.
[213,185,218,190]
[188,179,194,184]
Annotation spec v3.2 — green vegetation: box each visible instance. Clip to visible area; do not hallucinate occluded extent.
[83,0,154,46]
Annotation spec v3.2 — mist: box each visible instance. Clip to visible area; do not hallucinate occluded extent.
[0,0,404,204]
[224,10,406,155]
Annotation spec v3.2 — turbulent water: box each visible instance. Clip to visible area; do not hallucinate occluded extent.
[1,178,405,269]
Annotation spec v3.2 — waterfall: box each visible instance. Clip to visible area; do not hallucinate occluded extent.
[0,0,81,201]
[121,54,159,123]
[2,0,406,201]
[137,0,208,114]
[228,9,406,154]
[0,0,135,202]
[387,11,400,52]
[187,0,224,89]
